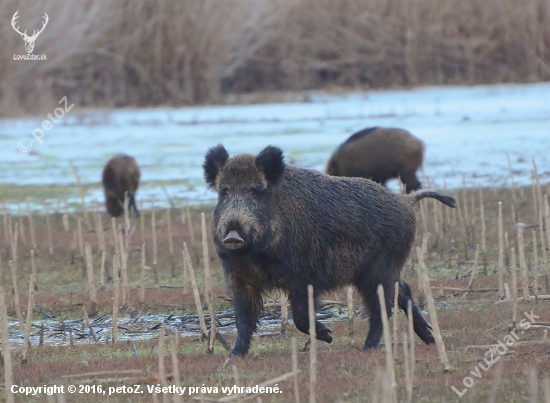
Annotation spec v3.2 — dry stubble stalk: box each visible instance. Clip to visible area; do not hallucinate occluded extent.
[140,243,146,304]
[2,207,8,243]
[182,247,188,296]
[0,285,14,403]
[21,273,36,363]
[100,251,106,288]
[544,378,550,403]
[118,225,129,306]
[511,247,518,324]
[123,192,131,236]
[377,284,397,393]
[403,331,412,403]
[393,281,399,358]
[111,217,120,261]
[517,225,529,298]
[540,208,549,292]
[94,207,106,255]
[84,242,97,312]
[347,285,354,335]
[487,360,504,403]
[280,291,288,334]
[158,325,169,403]
[467,244,480,291]
[183,242,208,336]
[534,159,544,218]
[479,189,486,273]
[529,367,539,403]
[292,336,300,403]
[498,202,505,298]
[419,199,428,235]
[407,300,415,397]
[416,240,452,371]
[232,365,243,403]
[186,201,196,246]
[545,195,550,257]
[70,160,89,225]
[152,203,158,265]
[46,210,53,255]
[308,284,317,403]
[9,221,24,329]
[533,230,539,297]
[140,199,145,245]
[77,218,84,257]
[26,203,36,248]
[19,217,27,246]
[112,254,120,344]
[507,153,518,213]
[63,212,70,233]
[201,212,216,352]
[167,209,174,257]
[170,334,183,403]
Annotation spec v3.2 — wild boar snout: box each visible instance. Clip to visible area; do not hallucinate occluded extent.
[222,230,245,250]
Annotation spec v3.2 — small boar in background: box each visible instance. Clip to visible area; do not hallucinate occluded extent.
[326,127,425,193]
[203,144,456,357]
[102,154,140,217]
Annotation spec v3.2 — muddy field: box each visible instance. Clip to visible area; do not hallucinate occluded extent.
[1,180,550,402]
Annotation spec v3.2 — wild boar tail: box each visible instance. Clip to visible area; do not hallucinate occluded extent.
[406,189,457,208]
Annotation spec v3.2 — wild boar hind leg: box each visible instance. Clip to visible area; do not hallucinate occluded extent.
[231,286,263,357]
[288,286,333,343]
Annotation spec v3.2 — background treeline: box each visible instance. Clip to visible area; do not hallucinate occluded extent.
[1,0,549,116]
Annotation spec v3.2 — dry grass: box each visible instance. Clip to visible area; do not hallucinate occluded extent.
[1,0,550,117]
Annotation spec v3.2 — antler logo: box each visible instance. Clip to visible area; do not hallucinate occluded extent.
[11,10,49,54]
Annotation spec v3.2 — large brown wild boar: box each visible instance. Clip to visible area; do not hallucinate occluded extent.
[102,154,140,217]
[326,127,425,193]
[203,144,456,357]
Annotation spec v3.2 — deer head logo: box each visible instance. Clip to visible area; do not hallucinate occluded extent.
[11,10,49,54]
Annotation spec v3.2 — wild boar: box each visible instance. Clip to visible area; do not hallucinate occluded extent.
[204,144,456,357]
[326,127,426,193]
[102,154,140,217]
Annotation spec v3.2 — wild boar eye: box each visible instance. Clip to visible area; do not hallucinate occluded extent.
[249,187,259,197]
[220,186,229,198]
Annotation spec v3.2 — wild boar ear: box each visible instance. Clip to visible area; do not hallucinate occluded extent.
[256,146,285,185]
[203,144,229,190]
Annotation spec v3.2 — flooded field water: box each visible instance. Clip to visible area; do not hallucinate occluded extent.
[1,82,549,212]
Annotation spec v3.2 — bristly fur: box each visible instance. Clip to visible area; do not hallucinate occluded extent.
[407,189,457,208]
[204,144,456,357]
[102,154,140,217]
[326,127,425,193]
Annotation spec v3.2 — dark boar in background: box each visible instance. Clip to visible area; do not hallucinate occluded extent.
[102,154,140,217]
[203,144,456,357]
[326,127,425,193]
